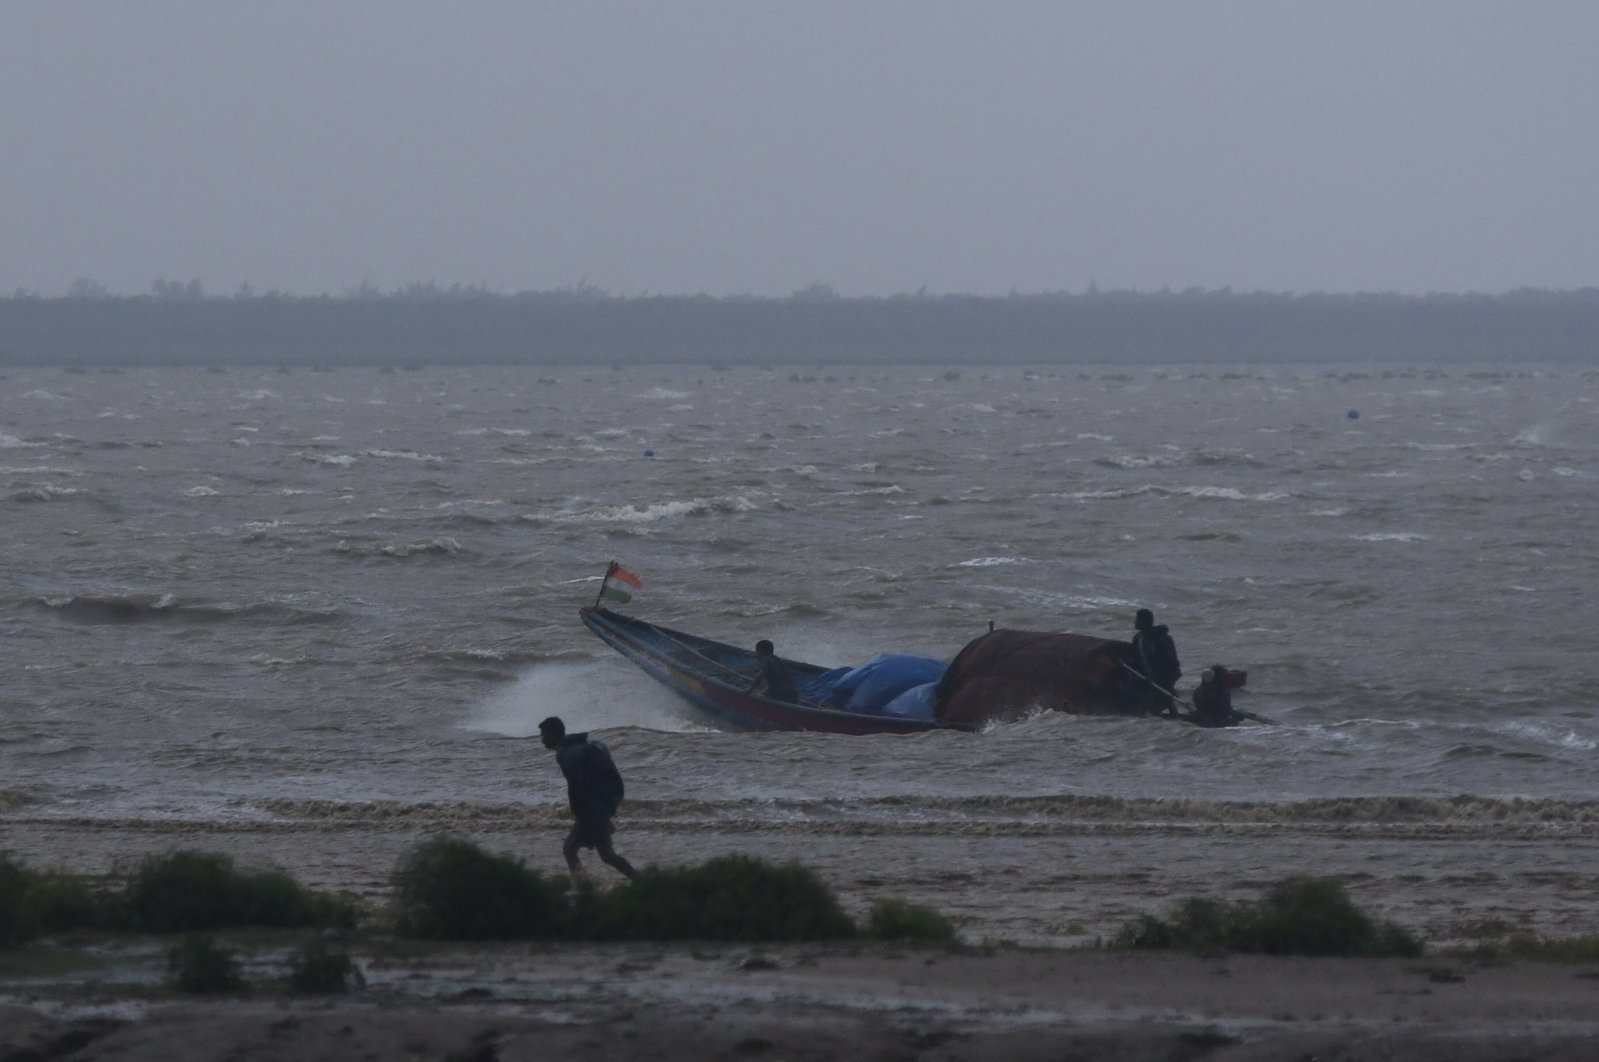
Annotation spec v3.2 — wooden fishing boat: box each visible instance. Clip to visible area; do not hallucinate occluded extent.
[582,605,1264,732]
[580,606,975,735]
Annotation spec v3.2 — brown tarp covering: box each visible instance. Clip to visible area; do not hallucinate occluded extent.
[934,629,1133,724]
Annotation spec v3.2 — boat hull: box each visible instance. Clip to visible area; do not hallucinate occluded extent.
[580,607,973,735]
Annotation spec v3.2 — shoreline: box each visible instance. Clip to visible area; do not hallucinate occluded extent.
[7,944,1599,1060]
[6,817,1598,949]
[8,813,1599,1057]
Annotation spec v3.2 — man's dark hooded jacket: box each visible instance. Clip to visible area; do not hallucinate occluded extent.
[555,733,625,820]
[1131,624,1181,689]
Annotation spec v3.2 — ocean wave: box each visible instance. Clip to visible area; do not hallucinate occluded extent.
[1030,485,1287,503]
[552,497,758,524]
[359,449,446,464]
[340,537,465,559]
[8,484,85,502]
[1441,744,1552,763]
[32,594,345,626]
[0,465,81,475]
[1191,449,1268,468]
[828,485,905,497]
[0,788,34,811]
[1095,453,1181,469]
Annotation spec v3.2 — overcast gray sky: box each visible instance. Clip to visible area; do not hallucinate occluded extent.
[3,1,1596,297]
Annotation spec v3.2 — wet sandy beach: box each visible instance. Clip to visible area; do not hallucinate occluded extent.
[8,943,1599,1061]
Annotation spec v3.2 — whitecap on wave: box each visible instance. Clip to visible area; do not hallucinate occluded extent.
[10,484,84,501]
[359,449,444,464]
[556,496,758,523]
[1351,532,1430,542]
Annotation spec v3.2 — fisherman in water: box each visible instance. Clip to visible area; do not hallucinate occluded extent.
[1128,608,1182,714]
[538,716,639,881]
[1191,665,1237,727]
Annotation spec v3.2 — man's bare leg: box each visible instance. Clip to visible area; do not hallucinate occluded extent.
[595,838,639,880]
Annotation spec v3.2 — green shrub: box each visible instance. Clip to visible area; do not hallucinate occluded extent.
[865,898,958,944]
[22,871,116,933]
[1112,876,1422,958]
[237,869,357,929]
[598,856,856,942]
[1248,876,1420,957]
[1112,897,1238,951]
[285,939,357,994]
[1,856,122,943]
[125,851,350,933]
[167,933,245,994]
[391,837,568,940]
[0,854,38,948]
[1113,913,1176,950]
[128,851,238,932]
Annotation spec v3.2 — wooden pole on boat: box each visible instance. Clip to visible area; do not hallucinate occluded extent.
[594,560,616,609]
[1120,661,1192,714]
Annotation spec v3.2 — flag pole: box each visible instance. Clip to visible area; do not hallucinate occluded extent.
[594,560,616,609]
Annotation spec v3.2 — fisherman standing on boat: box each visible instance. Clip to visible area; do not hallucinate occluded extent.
[538,716,639,881]
[1128,608,1182,714]
[747,639,800,703]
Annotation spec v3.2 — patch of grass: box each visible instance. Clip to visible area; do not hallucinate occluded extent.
[597,855,856,942]
[0,945,110,978]
[167,933,245,994]
[9,846,958,952]
[1112,876,1423,958]
[285,939,358,993]
[125,851,354,933]
[865,898,958,944]
[1451,932,1599,964]
[391,836,568,940]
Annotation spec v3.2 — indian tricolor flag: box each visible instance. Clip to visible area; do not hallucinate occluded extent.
[600,561,643,604]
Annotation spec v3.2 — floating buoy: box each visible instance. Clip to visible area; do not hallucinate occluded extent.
[1346,409,1359,420]
[643,449,655,457]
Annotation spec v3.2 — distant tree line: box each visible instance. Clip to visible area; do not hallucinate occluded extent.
[2,283,1597,367]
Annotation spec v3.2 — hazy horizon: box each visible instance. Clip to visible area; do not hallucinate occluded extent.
[4,2,1597,299]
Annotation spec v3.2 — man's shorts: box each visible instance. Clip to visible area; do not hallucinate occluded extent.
[566,813,615,850]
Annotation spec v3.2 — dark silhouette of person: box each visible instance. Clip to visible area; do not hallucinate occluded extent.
[538,716,638,880]
[1191,665,1236,727]
[1129,608,1181,714]
[748,639,799,703]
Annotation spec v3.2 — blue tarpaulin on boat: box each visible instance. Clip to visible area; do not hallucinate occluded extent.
[881,681,939,720]
[802,654,947,715]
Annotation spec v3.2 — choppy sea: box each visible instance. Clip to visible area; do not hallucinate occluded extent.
[3,363,1597,940]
